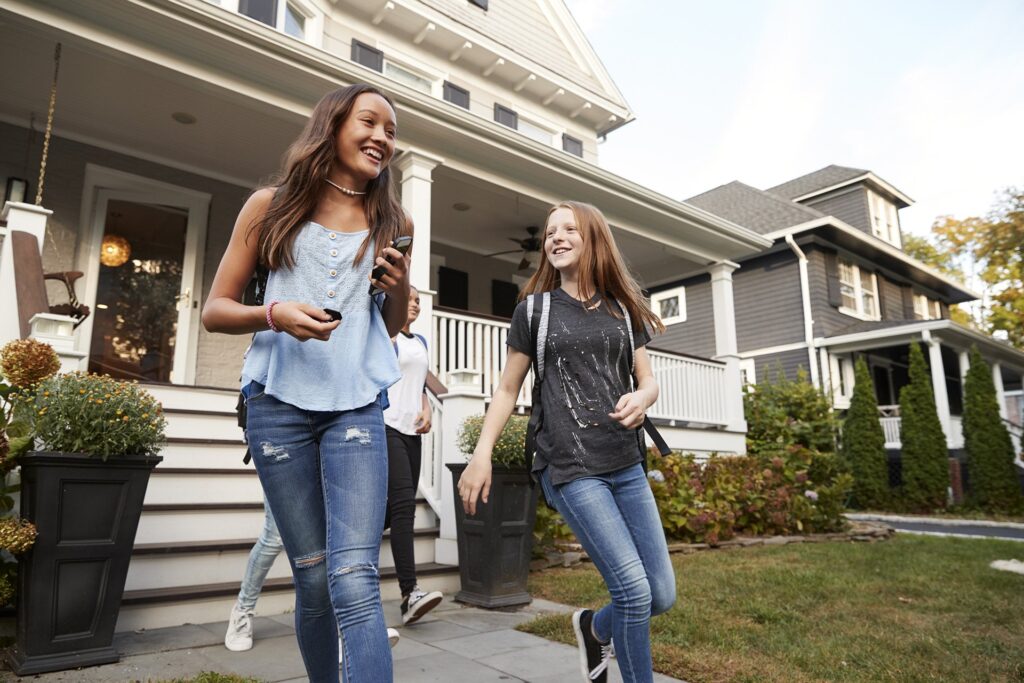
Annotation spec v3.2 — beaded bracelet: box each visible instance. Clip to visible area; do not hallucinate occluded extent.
[266,300,281,333]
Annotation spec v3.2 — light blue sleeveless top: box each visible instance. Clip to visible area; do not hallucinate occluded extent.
[241,221,401,412]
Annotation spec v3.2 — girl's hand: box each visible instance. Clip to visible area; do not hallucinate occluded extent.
[271,302,340,341]
[457,455,492,516]
[609,391,648,429]
[369,247,410,296]
[414,409,432,434]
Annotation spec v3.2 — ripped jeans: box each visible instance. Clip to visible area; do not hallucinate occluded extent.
[243,381,391,683]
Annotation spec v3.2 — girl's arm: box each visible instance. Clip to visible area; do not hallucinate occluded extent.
[415,391,432,434]
[457,349,532,515]
[374,214,414,337]
[609,346,659,429]
[201,189,340,340]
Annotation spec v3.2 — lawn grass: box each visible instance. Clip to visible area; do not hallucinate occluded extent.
[518,535,1024,683]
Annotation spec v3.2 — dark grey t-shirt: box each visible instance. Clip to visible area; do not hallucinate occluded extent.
[507,289,651,485]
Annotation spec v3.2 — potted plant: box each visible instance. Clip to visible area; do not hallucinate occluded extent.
[447,414,539,608]
[5,359,166,676]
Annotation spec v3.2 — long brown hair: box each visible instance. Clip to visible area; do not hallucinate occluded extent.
[520,201,665,335]
[250,84,407,270]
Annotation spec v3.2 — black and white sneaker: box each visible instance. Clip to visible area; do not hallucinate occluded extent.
[572,609,614,682]
[401,585,443,625]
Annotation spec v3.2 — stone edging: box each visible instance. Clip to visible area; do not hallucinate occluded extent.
[846,513,1024,530]
[531,521,894,571]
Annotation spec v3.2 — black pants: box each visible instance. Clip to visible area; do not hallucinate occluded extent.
[384,426,422,597]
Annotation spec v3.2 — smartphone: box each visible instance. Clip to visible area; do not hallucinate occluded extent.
[368,235,414,296]
[323,308,342,322]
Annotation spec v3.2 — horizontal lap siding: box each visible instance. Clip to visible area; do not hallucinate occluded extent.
[804,186,870,234]
[653,276,715,358]
[749,348,817,384]
[807,246,858,337]
[735,251,804,352]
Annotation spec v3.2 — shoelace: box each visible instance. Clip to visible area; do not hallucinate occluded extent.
[408,589,427,604]
[589,641,615,680]
[234,610,253,635]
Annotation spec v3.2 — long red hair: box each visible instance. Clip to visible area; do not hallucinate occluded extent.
[520,201,664,335]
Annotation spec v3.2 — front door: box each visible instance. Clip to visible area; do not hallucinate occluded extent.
[77,168,209,384]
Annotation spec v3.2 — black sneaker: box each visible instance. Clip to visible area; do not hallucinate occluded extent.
[572,609,614,682]
[401,585,443,625]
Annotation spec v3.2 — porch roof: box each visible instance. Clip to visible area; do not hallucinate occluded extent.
[818,319,1024,372]
[3,0,771,268]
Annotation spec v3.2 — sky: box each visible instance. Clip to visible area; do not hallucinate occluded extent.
[563,0,1024,237]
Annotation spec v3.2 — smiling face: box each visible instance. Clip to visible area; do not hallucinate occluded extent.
[334,92,397,185]
[544,207,584,277]
[406,286,421,326]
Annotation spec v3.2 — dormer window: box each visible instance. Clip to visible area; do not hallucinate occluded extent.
[838,258,880,321]
[913,294,941,320]
[868,189,901,248]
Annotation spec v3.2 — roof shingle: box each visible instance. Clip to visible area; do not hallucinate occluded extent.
[685,181,825,235]
[766,164,869,200]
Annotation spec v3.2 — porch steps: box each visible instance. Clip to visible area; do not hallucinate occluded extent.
[119,383,460,633]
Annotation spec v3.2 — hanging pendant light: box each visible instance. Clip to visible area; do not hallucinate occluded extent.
[100,234,131,267]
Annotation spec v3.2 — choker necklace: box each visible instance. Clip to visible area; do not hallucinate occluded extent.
[324,178,367,196]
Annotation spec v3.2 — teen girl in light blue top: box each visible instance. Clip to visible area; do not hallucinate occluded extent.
[203,84,412,683]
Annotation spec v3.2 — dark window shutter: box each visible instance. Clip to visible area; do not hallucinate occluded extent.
[824,251,842,308]
[438,266,469,310]
[351,40,383,72]
[494,104,518,129]
[875,271,888,320]
[468,0,488,9]
[901,286,916,319]
[491,280,519,318]
[239,0,277,26]
[443,81,470,109]
[562,134,583,157]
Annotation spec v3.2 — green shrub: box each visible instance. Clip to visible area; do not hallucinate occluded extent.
[898,342,948,511]
[841,357,891,509]
[32,372,166,459]
[745,366,838,456]
[456,414,529,469]
[963,347,1023,512]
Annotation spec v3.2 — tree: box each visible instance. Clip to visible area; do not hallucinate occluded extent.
[902,234,974,327]
[962,347,1023,512]
[933,188,1024,347]
[841,358,890,509]
[897,342,948,511]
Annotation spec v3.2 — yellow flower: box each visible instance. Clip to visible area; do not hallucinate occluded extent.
[122,416,129,422]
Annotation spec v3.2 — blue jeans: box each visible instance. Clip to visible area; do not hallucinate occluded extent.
[243,381,392,683]
[237,496,284,612]
[540,463,676,683]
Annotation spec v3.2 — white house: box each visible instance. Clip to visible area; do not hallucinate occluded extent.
[0,0,770,630]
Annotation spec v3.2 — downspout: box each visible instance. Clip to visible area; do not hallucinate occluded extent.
[785,234,819,388]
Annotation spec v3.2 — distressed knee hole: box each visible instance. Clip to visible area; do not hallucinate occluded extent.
[260,442,290,462]
[344,427,372,445]
[331,562,378,578]
[294,550,326,569]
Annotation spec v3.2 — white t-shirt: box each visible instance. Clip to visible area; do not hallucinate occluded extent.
[383,332,429,435]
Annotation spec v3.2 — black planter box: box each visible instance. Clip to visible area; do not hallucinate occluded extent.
[7,451,162,675]
[447,462,539,608]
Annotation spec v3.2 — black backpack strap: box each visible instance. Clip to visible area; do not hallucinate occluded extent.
[613,298,672,458]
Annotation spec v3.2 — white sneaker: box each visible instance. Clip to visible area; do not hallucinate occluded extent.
[224,603,254,652]
[401,586,444,625]
[338,627,400,664]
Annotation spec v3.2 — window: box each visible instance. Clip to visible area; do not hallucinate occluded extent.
[562,134,583,157]
[443,81,470,109]
[837,258,880,321]
[384,61,432,93]
[739,358,756,386]
[650,286,686,326]
[351,39,383,72]
[868,190,901,247]
[913,294,942,320]
[494,104,518,130]
[224,0,317,43]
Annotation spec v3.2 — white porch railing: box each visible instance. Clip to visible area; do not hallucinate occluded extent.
[878,413,965,450]
[647,350,729,427]
[418,389,446,517]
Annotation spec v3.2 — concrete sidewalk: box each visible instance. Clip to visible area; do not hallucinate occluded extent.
[5,596,685,683]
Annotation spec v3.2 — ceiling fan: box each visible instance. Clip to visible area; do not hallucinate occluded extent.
[485,226,542,271]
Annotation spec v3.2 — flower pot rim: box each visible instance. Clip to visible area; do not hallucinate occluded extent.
[22,451,163,465]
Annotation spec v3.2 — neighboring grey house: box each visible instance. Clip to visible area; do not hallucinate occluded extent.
[649,164,1024,464]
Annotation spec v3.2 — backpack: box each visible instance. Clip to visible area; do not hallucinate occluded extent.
[522,292,671,477]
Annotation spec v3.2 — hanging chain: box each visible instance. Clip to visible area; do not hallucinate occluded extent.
[35,42,61,206]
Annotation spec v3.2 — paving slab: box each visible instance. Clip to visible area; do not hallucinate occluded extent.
[434,608,536,633]
[393,650,523,682]
[397,617,477,644]
[477,641,583,680]
[429,628,550,660]
[4,648,224,682]
[196,634,308,682]
[198,615,296,642]
[113,622,224,656]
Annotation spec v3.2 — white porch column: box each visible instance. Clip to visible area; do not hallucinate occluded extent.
[992,362,1008,420]
[0,202,53,345]
[709,261,746,433]
[922,331,952,442]
[435,369,486,566]
[395,149,444,343]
